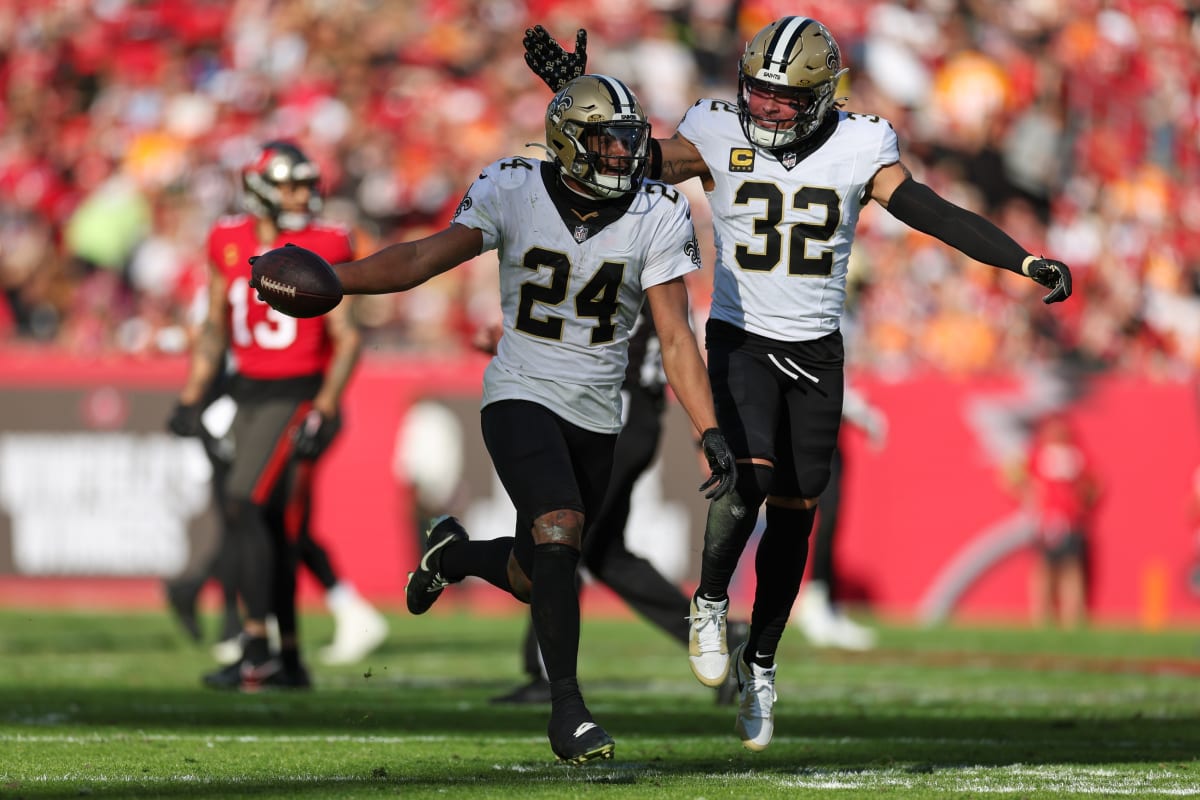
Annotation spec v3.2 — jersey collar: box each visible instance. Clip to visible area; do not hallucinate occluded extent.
[542,162,637,244]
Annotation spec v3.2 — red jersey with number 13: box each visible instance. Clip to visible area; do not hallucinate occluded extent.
[207,214,354,380]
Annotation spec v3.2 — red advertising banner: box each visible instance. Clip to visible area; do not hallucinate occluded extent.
[0,347,1197,626]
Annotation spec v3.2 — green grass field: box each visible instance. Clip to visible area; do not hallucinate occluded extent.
[2,605,1199,799]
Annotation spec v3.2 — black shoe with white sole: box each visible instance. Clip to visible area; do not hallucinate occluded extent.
[547,706,615,764]
[405,516,469,615]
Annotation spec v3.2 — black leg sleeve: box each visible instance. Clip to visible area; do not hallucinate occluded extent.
[440,537,515,593]
[746,504,817,667]
[530,543,581,683]
[697,464,772,600]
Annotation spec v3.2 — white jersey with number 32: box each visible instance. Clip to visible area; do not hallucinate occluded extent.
[677,103,900,342]
[453,156,701,433]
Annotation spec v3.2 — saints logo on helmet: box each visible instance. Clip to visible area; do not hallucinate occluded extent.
[242,140,322,231]
[737,17,847,150]
[545,74,650,199]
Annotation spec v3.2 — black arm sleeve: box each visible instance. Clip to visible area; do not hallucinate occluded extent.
[884,178,1028,274]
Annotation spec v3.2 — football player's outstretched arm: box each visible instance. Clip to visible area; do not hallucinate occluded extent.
[645,277,736,500]
[870,161,1072,304]
[334,224,484,295]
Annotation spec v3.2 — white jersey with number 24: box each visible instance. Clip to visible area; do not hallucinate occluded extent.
[453,155,701,433]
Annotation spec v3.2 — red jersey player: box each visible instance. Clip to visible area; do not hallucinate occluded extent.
[168,141,383,688]
[1023,414,1101,628]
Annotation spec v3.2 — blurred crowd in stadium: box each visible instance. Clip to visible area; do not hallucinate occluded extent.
[0,0,1197,377]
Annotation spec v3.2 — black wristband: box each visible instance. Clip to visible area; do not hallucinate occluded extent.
[886,178,1028,273]
[647,138,663,181]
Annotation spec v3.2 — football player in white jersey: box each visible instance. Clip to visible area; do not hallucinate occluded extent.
[524,17,1073,751]
[255,75,736,764]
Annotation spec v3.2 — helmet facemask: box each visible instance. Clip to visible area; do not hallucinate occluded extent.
[736,17,847,150]
[546,75,650,199]
[242,141,322,231]
[565,120,650,198]
[738,74,836,149]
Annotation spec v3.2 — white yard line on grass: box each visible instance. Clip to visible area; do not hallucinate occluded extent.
[4,734,1198,795]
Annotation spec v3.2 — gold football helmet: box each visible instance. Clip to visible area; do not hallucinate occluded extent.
[737,17,847,149]
[545,74,650,198]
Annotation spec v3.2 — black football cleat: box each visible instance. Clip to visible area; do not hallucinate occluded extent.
[202,659,311,692]
[490,677,552,705]
[405,515,468,615]
[547,707,615,764]
[236,658,284,693]
[244,660,312,692]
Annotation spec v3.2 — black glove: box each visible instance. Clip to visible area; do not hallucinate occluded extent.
[293,409,342,460]
[167,401,204,437]
[1024,257,1072,304]
[698,428,737,501]
[523,24,587,92]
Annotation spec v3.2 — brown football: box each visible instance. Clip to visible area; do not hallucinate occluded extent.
[249,243,343,318]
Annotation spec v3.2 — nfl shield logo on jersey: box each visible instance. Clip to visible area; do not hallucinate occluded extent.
[574,225,589,243]
[781,151,798,169]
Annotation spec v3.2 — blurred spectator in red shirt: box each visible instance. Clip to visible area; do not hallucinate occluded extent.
[1019,413,1102,629]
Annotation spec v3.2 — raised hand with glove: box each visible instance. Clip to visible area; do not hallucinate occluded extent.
[523,25,587,91]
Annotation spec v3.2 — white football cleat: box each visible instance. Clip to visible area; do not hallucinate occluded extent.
[688,594,730,687]
[732,641,777,751]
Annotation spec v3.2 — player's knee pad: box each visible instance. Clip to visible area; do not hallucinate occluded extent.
[531,509,585,548]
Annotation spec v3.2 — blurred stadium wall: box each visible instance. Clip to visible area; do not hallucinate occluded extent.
[0,350,1197,628]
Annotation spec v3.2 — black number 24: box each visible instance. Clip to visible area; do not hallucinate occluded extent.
[515,247,625,345]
